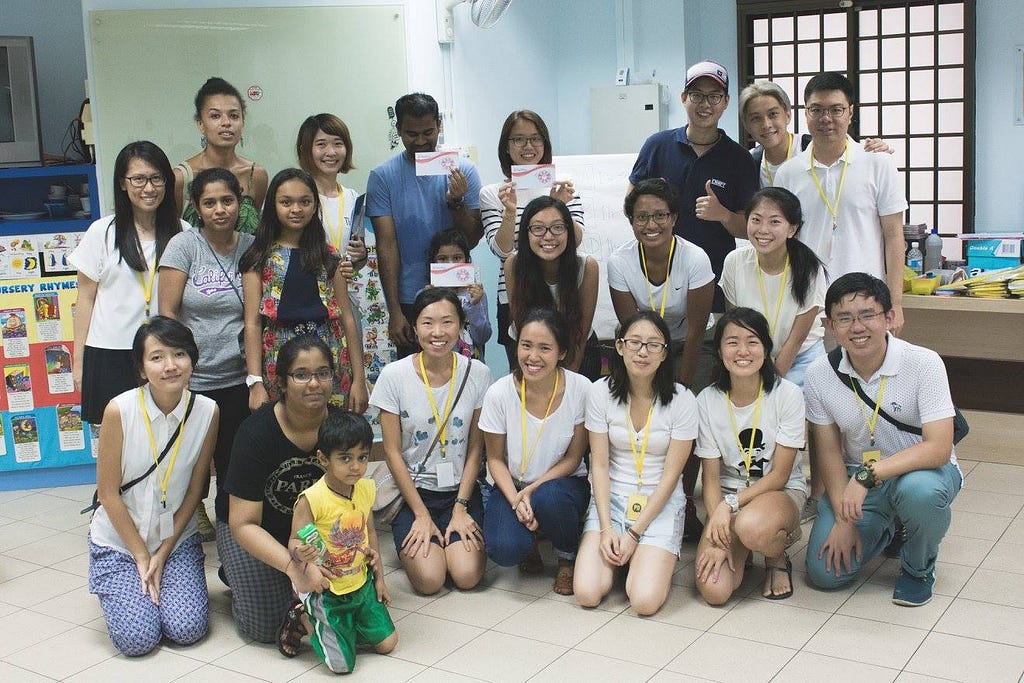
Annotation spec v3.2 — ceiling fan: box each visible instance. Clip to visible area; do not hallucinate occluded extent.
[437,0,515,43]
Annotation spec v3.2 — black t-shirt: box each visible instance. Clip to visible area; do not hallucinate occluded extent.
[225,402,330,545]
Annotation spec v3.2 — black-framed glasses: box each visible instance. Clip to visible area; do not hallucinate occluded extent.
[806,105,848,120]
[633,211,673,226]
[619,338,668,353]
[125,175,166,188]
[830,310,884,328]
[509,135,544,148]
[286,368,334,383]
[527,223,568,237]
[685,91,725,106]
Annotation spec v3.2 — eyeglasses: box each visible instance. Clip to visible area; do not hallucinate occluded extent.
[619,338,668,353]
[685,91,725,106]
[286,368,334,383]
[633,211,673,226]
[830,310,884,328]
[806,105,848,120]
[125,175,167,188]
[527,223,568,237]
[509,135,544,148]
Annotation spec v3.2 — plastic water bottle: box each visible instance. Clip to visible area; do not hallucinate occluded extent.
[924,228,943,272]
[907,241,924,275]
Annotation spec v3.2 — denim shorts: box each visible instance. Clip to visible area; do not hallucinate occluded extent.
[784,339,825,389]
[390,488,484,554]
[583,489,686,557]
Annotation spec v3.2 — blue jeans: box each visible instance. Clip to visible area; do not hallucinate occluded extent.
[784,339,824,389]
[483,476,591,566]
[805,462,961,589]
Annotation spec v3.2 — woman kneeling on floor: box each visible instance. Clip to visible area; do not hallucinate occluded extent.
[88,316,219,656]
[694,308,807,604]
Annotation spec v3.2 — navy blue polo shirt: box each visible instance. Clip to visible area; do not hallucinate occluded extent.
[630,126,758,311]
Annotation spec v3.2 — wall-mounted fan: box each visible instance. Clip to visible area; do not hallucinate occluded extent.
[437,0,515,43]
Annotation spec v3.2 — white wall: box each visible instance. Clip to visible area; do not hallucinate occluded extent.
[1,0,88,157]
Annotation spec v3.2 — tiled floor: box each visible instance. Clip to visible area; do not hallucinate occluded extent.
[3,458,1024,682]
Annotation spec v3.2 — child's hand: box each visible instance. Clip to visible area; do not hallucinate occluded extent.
[339,259,355,282]
[365,546,384,575]
[294,543,319,564]
[466,282,483,305]
[375,575,392,606]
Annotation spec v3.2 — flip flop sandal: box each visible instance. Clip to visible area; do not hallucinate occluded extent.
[762,554,794,601]
[278,600,308,658]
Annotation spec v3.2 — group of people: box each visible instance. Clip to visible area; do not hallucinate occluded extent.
[74,62,963,674]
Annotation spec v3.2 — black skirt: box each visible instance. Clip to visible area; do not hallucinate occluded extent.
[81,346,138,424]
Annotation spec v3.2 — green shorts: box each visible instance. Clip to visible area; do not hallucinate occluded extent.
[302,571,396,673]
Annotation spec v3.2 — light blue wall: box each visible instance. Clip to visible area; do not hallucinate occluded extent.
[1,0,87,157]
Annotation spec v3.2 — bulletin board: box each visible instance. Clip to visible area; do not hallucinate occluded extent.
[0,231,94,474]
[88,6,408,211]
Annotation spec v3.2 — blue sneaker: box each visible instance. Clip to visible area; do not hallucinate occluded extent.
[892,570,934,606]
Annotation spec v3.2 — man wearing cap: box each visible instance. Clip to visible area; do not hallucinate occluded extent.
[628,60,758,542]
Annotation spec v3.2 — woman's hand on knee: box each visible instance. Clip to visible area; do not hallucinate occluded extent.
[445,506,483,552]
[696,544,734,585]
[402,514,442,558]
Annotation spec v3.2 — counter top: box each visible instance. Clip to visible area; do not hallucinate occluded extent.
[901,294,1024,362]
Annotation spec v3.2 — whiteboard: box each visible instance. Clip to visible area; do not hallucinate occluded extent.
[553,153,637,339]
[88,6,408,212]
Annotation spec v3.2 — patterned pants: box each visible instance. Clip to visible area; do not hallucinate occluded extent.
[216,519,295,643]
[88,533,208,656]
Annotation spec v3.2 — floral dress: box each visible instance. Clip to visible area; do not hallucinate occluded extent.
[259,243,352,408]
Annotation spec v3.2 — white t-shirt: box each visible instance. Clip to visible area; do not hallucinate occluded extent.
[89,385,217,554]
[775,141,907,281]
[369,354,492,491]
[606,236,715,343]
[585,377,698,497]
[69,215,191,349]
[720,246,825,355]
[318,185,361,251]
[804,335,960,476]
[695,380,807,493]
[478,369,589,483]
[479,183,585,305]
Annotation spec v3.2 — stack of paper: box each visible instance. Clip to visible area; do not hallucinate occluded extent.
[938,265,1024,298]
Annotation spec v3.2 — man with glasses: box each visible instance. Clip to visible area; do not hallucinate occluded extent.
[628,61,756,542]
[802,272,960,607]
[368,92,484,358]
[775,72,908,334]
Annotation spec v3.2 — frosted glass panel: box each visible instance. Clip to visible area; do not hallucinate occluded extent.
[858,105,878,136]
[860,72,879,104]
[772,16,794,42]
[753,18,769,43]
[938,68,964,99]
[937,103,963,134]
[909,5,935,33]
[881,7,906,35]
[773,44,795,73]
[798,43,820,73]
[938,136,964,167]
[823,12,845,39]
[754,46,770,74]
[938,34,963,66]
[909,35,934,68]
[937,203,962,232]
[823,41,846,71]
[797,14,819,40]
[882,105,906,136]
[909,138,934,168]
[909,204,934,229]
[910,104,935,135]
[909,171,934,201]
[910,71,934,101]
[938,171,962,201]
[860,40,879,70]
[882,72,906,102]
[859,9,878,36]
[938,3,964,31]
[882,38,907,69]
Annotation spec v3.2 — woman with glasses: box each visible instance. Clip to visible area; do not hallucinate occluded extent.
[694,308,806,603]
[480,110,584,368]
[574,311,697,615]
[174,77,268,233]
[71,141,188,427]
[608,178,714,540]
[221,335,341,647]
[504,196,598,377]
[370,288,492,595]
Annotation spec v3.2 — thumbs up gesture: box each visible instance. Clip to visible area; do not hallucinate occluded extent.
[696,180,728,223]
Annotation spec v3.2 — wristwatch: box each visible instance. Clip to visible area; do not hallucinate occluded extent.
[455,497,470,509]
[854,465,876,489]
[723,493,740,513]
[245,374,263,388]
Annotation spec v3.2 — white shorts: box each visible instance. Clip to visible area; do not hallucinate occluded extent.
[583,490,687,557]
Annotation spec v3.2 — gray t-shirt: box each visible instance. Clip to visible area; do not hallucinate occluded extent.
[160,229,254,390]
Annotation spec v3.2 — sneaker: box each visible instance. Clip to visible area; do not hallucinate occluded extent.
[892,570,934,607]
[800,497,819,523]
[197,504,216,542]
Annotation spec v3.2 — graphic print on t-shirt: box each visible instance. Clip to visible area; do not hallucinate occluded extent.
[738,427,768,479]
[325,508,370,576]
[190,265,241,297]
[263,455,325,515]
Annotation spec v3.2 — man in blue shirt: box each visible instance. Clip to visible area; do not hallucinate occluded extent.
[367,93,483,357]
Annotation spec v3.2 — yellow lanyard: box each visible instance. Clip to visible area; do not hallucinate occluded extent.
[725,382,763,487]
[809,142,850,230]
[762,132,794,187]
[320,183,346,250]
[626,395,655,491]
[755,254,789,339]
[419,352,457,459]
[134,254,157,316]
[850,375,888,447]
[517,370,559,484]
[138,388,187,508]
[639,238,675,317]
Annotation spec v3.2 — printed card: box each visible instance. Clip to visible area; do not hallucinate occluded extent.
[415,151,459,176]
[511,164,556,189]
[430,263,478,288]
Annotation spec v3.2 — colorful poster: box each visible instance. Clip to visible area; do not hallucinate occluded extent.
[1,308,29,357]
[0,237,41,279]
[11,413,40,463]
[0,418,6,457]
[33,293,63,342]
[89,423,101,459]
[40,233,77,274]
[56,404,85,451]
[44,344,74,394]
[4,363,33,411]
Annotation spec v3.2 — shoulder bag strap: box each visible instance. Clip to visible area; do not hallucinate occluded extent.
[199,232,244,307]
[410,358,474,483]
[828,348,922,436]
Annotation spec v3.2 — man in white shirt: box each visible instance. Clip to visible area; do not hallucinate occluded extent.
[775,72,908,333]
[802,273,961,607]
